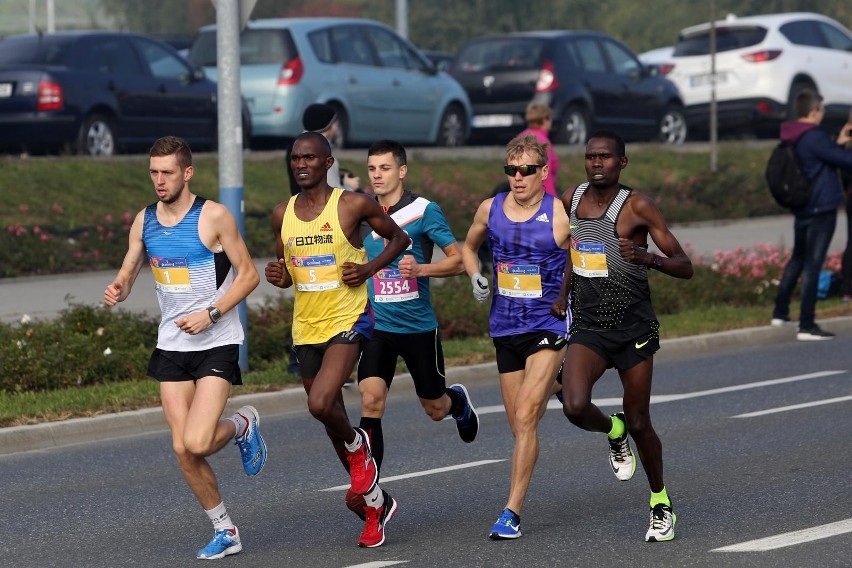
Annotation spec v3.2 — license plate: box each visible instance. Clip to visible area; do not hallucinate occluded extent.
[0,83,12,98]
[689,72,727,87]
[473,114,514,128]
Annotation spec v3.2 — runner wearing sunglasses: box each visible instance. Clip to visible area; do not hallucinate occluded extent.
[461,134,571,540]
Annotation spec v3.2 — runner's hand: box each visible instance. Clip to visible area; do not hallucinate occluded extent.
[471,272,490,303]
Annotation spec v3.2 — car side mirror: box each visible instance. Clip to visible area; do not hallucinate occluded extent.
[191,68,206,82]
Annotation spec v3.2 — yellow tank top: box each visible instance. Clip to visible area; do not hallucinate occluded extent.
[282,188,369,344]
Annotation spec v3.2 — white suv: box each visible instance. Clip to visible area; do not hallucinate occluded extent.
[664,12,852,135]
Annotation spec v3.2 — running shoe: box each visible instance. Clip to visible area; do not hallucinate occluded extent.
[197,527,242,559]
[347,427,378,495]
[488,508,521,540]
[234,405,267,476]
[449,383,479,443]
[358,492,398,548]
[796,325,835,341]
[345,487,367,521]
[645,503,677,542]
[608,412,636,481]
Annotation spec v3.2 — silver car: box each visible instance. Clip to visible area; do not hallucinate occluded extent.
[188,17,472,147]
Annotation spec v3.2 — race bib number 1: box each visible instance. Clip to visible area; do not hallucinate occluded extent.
[372,268,419,303]
[291,254,340,291]
[150,257,192,292]
[496,262,542,298]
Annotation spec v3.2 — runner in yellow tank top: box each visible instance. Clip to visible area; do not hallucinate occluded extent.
[265,132,409,548]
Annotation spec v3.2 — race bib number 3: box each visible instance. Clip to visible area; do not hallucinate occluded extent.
[571,241,609,277]
[496,262,542,298]
[150,256,192,292]
[291,254,340,291]
[372,268,419,303]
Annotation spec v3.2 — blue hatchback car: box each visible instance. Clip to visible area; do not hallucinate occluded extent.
[188,18,472,147]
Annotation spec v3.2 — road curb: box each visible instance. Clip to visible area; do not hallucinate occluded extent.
[2,317,850,456]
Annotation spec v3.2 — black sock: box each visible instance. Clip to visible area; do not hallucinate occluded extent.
[359,417,384,473]
[445,387,465,419]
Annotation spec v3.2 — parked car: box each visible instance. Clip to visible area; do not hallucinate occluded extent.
[0,31,250,156]
[448,31,687,145]
[665,12,852,135]
[422,50,454,72]
[188,18,472,147]
[638,45,674,75]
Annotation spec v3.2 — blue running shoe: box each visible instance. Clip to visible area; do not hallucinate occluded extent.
[488,508,521,540]
[449,383,479,443]
[197,527,242,559]
[234,405,267,476]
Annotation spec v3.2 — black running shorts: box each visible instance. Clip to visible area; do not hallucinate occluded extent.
[147,344,242,385]
[492,330,568,374]
[568,320,660,371]
[357,328,446,400]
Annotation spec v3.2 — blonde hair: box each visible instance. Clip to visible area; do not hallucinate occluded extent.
[506,134,548,166]
[525,103,552,127]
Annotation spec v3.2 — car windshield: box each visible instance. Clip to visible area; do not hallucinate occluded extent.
[673,26,767,56]
[189,28,295,67]
[0,35,70,65]
[455,38,543,72]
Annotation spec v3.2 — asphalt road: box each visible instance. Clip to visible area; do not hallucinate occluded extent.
[2,334,851,567]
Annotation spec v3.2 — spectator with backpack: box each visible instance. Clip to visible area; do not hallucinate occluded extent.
[770,89,852,340]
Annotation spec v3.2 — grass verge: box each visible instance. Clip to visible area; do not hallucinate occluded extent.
[3,298,849,427]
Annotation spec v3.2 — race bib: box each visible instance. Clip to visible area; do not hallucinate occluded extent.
[571,241,609,277]
[372,268,419,303]
[150,256,192,292]
[496,262,542,298]
[290,254,340,292]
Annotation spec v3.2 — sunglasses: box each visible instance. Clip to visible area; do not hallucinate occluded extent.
[503,164,540,176]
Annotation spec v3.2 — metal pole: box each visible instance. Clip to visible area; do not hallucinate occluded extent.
[396,0,408,39]
[46,0,55,32]
[215,0,249,370]
[709,0,718,172]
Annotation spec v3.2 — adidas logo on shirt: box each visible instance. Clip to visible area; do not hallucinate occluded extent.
[535,213,549,223]
[538,337,549,346]
[320,222,333,232]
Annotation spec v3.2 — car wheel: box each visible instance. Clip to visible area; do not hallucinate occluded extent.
[659,106,687,145]
[437,104,466,147]
[555,107,588,146]
[787,80,816,120]
[327,104,347,149]
[78,114,116,156]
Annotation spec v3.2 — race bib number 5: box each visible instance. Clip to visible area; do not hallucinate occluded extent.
[372,268,419,303]
[496,262,542,298]
[150,256,192,292]
[291,254,339,291]
[571,241,609,277]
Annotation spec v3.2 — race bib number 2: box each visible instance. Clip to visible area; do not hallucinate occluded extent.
[150,256,192,292]
[496,262,542,298]
[291,254,339,291]
[372,268,419,303]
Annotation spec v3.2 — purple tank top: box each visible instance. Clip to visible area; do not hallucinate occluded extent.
[487,192,568,338]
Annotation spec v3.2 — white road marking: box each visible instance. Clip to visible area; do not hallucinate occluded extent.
[342,562,408,568]
[712,518,852,551]
[733,394,852,418]
[320,459,505,492]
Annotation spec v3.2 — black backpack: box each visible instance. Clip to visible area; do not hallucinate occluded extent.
[765,139,813,209]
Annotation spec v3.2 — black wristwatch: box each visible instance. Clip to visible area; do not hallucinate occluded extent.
[650,255,664,270]
[207,306,222,323]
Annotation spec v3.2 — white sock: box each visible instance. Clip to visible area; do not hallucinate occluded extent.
[364,485,384,509]
[228,413,248,440]
[344,430,363,453]
[205,502,235,532]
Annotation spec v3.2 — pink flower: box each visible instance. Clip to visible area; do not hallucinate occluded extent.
[51,203,63,214]
[18,204,28,213]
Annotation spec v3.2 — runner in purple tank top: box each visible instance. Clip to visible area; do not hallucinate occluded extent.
[461,134,571,540]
